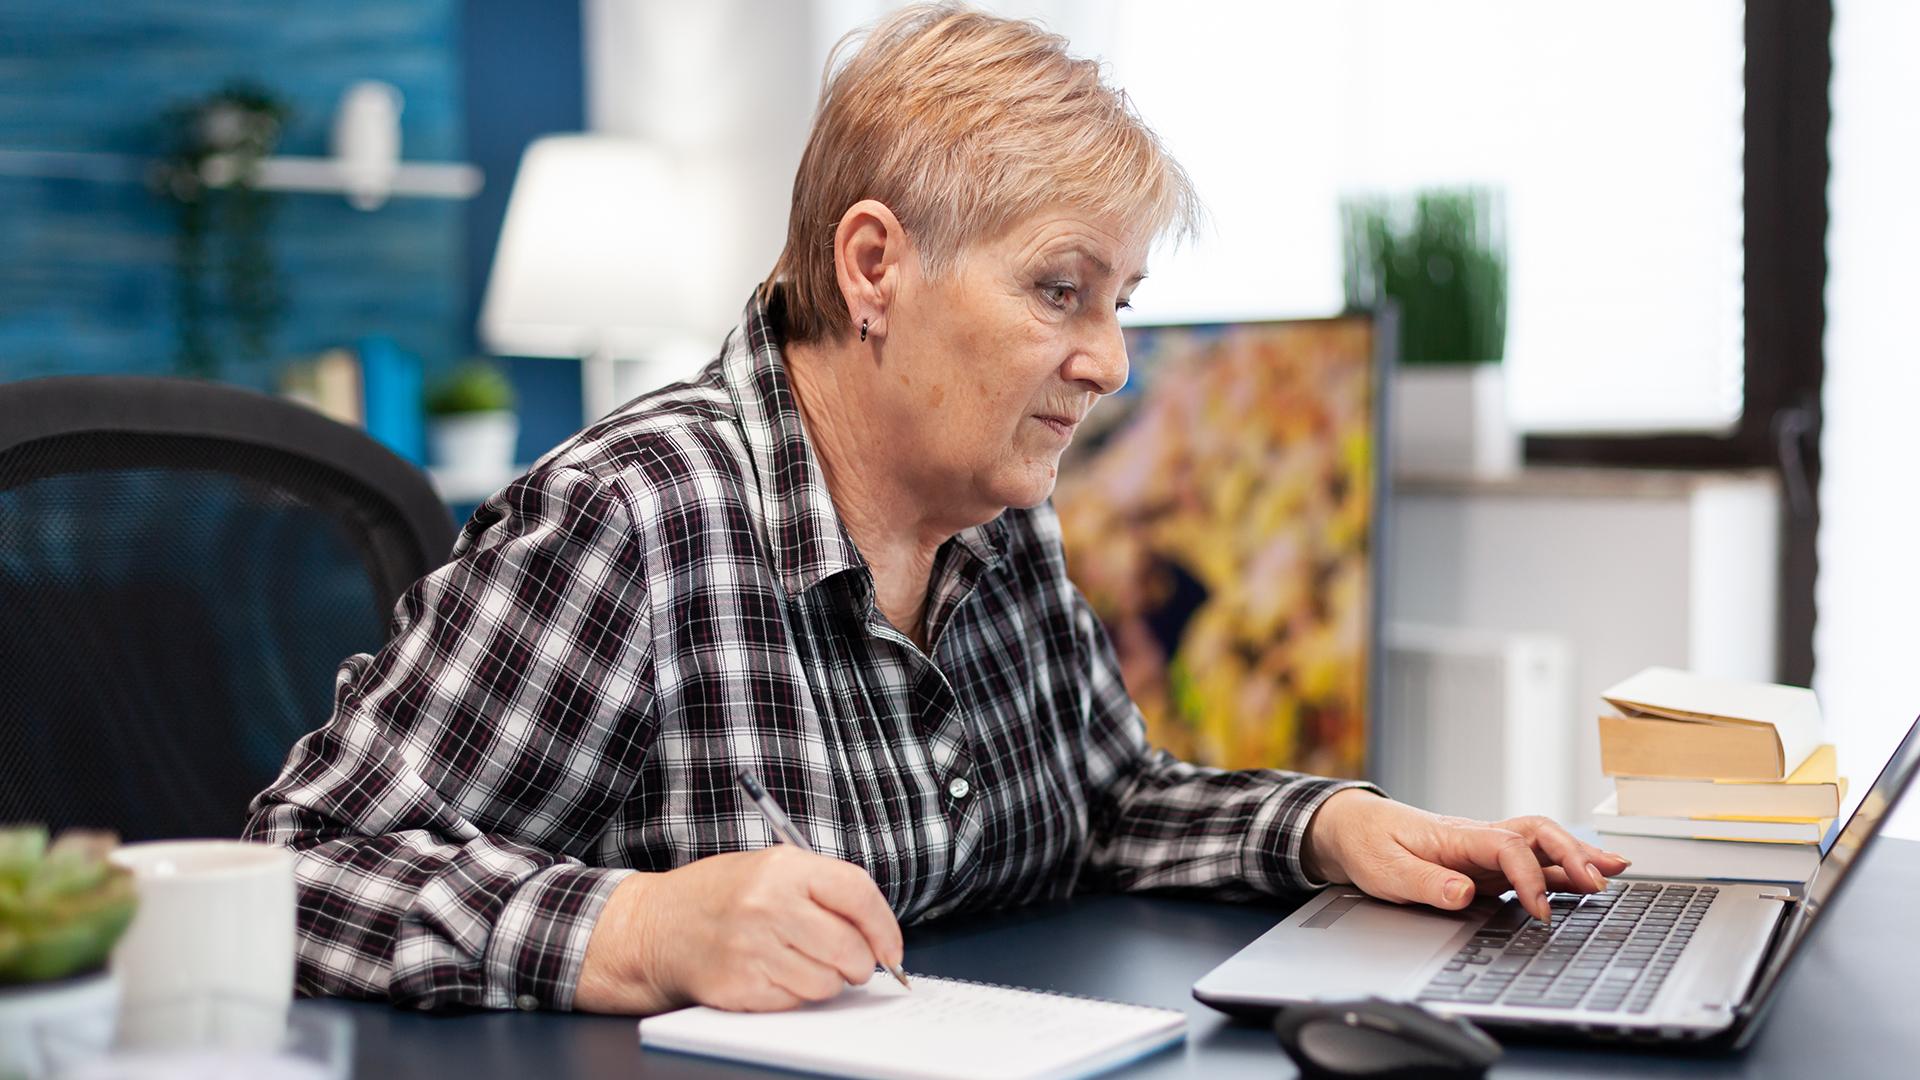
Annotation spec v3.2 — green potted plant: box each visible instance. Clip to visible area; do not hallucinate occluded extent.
[0,827,138,1079]
[425,360,519,481]
[154,82,292,380]
[1342,186,1514,475]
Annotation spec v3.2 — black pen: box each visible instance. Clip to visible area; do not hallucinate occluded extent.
[736,769,912,991]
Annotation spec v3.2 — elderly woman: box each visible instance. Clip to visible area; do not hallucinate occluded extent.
[245,4,1626,1016]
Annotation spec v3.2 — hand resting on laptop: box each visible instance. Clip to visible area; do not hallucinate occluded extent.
[1302,789,1633,924]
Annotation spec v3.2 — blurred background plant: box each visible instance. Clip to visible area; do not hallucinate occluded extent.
[425,359,520,475]
[153,82,292,379]
[424,358,515,417]
[0,826,136,984]
[1341,187,1508,366]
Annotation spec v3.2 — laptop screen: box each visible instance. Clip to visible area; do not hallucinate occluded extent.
[1737,715,1920,1022]
[1801,715,1920,924]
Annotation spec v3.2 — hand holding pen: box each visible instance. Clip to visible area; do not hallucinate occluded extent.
[575,775,907,1014]
[739,769,912,991]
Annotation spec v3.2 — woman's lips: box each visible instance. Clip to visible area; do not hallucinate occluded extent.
[1034,414,1078,439]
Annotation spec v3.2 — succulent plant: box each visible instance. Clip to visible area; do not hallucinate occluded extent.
[0,826,137,984]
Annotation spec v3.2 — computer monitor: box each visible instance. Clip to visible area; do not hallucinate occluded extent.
[1054,313,1391,778]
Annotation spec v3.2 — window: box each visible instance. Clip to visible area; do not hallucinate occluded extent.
[1816,0,1920,837]
[1092,0,1747,435]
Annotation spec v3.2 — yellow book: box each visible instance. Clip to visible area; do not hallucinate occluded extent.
[1613,744,1846,818]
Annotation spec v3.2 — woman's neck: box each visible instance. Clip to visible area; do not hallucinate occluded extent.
[785,338,949,649]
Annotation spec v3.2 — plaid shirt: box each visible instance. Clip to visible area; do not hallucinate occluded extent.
[244,291,1377,1012]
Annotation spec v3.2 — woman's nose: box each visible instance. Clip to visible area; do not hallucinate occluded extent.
[1066,326,1129,396]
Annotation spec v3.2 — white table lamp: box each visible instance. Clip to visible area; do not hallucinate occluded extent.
[479,134,711,425]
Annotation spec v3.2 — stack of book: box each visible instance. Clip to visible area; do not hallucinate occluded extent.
[1593,667,1845,883]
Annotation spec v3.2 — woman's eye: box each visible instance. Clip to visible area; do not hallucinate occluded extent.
[1116,298,1133,312]
[1042,282,1077,309]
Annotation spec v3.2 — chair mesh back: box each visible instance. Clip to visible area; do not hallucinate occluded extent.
[1,426,440,841]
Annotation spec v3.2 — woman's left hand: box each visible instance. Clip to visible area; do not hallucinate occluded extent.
[1301,789,1633,923]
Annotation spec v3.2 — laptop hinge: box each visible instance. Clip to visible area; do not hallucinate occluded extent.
[1729,893,1805,1037]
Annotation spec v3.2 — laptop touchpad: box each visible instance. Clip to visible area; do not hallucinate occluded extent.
[1208,890,1484,1002]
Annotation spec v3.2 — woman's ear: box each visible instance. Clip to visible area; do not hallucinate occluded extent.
[832,199,907,341]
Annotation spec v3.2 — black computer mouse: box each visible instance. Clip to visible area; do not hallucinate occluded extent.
[1273,997,1503,1079]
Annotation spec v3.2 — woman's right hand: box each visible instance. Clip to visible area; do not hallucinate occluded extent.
[574,844,904,1014]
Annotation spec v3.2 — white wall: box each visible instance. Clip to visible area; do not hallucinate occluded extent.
[583,0,817,344]
[1387,474,1779,828]
[1816,0,1920,840]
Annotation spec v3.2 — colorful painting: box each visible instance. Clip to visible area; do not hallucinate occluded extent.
[1055,317,1381,778]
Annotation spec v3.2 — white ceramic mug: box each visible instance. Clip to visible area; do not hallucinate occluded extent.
[106,841,296,1050]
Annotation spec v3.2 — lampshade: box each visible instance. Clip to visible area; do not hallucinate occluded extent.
[479,134,702,361]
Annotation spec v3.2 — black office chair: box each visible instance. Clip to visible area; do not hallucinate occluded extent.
[0,376,456,841]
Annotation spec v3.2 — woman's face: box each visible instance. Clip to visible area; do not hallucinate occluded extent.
[876,208,1149,523]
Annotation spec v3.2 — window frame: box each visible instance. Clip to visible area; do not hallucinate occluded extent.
[1522,2,1830,685]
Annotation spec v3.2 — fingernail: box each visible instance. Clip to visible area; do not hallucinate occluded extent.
[1587,861,1606,889]
[1443,879,1467,904]
[1605,851,1633,865]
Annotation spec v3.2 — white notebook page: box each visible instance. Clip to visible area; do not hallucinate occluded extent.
[637,973,1187,1080]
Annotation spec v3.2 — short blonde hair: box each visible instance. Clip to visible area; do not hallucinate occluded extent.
[765,3,1200,343]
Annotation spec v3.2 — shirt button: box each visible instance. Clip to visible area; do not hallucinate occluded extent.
[947,776,971,800]
[515,993,540,1011]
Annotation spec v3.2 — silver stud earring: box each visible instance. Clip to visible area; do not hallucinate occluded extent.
[860,318,869,342]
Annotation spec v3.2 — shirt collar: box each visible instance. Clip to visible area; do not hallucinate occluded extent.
[718,288,1007,601]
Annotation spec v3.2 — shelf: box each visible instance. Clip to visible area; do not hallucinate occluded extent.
[0,149,482,206]
[1394,465,1777,499]
[428,463,528,506]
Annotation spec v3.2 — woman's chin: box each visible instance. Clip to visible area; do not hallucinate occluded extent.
[988,464,1063,511]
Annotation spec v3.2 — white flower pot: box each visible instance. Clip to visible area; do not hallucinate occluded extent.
[0,969,118,1080]
[1388,362,1519,477]
[428,410,519,478]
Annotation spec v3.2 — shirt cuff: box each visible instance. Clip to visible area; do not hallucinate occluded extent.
[483,862,634,1012]
[1243,777,1387,894]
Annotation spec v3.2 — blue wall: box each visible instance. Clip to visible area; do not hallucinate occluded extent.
[0,1,467,392]
[461,0,585,461]
[0,0,590,466]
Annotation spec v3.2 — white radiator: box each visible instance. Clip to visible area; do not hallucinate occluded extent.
[1373,623,1577,823]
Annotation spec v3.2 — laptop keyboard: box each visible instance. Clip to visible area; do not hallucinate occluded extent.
[1416,881,1718,1014]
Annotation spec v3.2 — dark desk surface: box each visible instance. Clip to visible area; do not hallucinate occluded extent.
[316,836,1920,1079]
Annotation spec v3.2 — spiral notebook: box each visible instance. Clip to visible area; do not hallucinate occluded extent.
[636,972,1187,1080]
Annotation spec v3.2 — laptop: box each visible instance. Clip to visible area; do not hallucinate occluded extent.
[1193,714,1920,1046]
